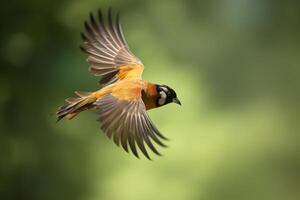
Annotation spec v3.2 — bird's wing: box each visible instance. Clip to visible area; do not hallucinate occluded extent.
[80,8,144,86]
[94,85,167,159]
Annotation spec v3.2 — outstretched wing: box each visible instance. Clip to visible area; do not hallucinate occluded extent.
[94,86,167,159]
[80,8,144,86]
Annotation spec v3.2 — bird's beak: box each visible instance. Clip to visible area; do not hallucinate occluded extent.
[173,98,181,106]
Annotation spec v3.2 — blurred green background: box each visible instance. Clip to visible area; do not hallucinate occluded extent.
[1,0,300,200]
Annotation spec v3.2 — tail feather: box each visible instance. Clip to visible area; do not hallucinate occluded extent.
[56,91,96,121]
[65,97,81,103]
[74,91,92,97]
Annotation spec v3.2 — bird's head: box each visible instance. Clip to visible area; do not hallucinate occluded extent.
[156,85,181,107]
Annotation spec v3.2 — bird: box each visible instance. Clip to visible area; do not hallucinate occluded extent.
[56,8,181,159]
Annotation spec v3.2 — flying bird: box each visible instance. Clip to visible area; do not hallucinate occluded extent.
[56,8,181,159]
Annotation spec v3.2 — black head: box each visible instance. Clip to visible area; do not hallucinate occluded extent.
[156,85,181,107]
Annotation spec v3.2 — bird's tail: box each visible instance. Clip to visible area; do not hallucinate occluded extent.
[56,91,97,121]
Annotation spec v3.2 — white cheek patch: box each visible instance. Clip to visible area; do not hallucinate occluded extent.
[161,87,168,93]
[158,91,167,105]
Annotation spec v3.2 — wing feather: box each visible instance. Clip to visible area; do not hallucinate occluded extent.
[81,8,143,86]
[95,94,167,159]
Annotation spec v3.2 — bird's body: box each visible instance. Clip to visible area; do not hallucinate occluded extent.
[56,8,180,159]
